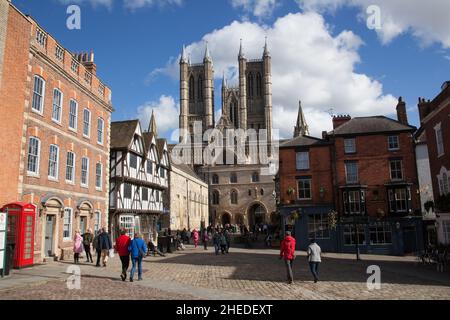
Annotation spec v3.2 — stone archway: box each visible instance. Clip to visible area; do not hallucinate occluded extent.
[221,212,232,227]
[247,202,267,228]
[235,213,245,225]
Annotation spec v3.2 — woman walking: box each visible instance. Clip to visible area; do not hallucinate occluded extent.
[73,231,83,264]
[192,229,199,248]
[82,229,94,263]
[202,229,209,250]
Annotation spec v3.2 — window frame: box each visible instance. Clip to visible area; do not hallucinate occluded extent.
[308,214,330,240]
[51,88,63,124]
[95,162,103,191]
[83,108,91,138]
[63,208,73,241]
[345,161,359,184]
[297,178,312,200]
[81,157,89,187]
[388,135,400,151]
[65,151,76,184]
[69,99,78,131]
[97,118,104,145]
[344,138,356,154]
[27,137,41,176]
[390,159,404,181]
[48,144,60,180]
[435,124,445,157]
[296,151,310,170]
[31,75,45,115]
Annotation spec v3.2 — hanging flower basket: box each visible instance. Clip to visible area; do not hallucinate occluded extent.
[328,210,338,230]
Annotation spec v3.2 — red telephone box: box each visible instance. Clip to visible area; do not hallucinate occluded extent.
[1,203,36,268]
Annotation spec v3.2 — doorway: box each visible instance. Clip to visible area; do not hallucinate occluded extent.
[44,215,56,257]
[248,203,266,228]
[80,216,87,235]
[221,213,231,227]
[403,226,418,254]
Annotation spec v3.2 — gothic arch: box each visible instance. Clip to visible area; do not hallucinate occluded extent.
[256,72,262,97]
[189,75,195,102]
[247,72,254,98]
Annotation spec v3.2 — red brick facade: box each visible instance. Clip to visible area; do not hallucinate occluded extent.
[0,2,113,263]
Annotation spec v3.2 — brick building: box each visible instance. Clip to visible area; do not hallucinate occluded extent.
[279,99,424,255]
[417,81,450,245]
[0,1,113,262]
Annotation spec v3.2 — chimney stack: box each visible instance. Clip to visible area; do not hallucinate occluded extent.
[77,50,96,75]
[332,115,351,129]
[417,97,431,124]
[396,96,408,125]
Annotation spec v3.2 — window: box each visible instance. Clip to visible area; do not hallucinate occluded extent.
[308,214,330,240]
[230,173,238,184]
[198,76,203,100]
[247,73,254,97]
[155,190,160,202]
[212,190,220,205]
[119,215,135,239]
[388,188,409,213]
[260,189,264,196]
[297,178,312,200]
[443,221,450,245]
[344,138,356,154]
[160,167,166,179]
[51,89,63,123]
[189,76,195,101]
[83,109,91,137]
[124,184,132,199]
[36,28,47,47]
[65,151,75,183]
[32,76,45,113]
[95,162,102,190]
[84,71,92,85]
[130,153,138,169]
[94,211,101,234]
[97,118,104,145]
[55,45,64,62]
[231,190,238,204]
[81,157,89,186]
[369,223,392,245]
[388,136,400,150]
[142,187,149,201]
[256,73,262,97]
[345,162,358,183]
[390,160,403,181]
[98,83,105,97]
[296,152,310,170]
[147,161,153,175]
[442,173,449,195]
[48,145,59,179]
[435,124,445,156]
[69,100,78,130]
[63,208,73,240]
[27,137,41,175]
[251,172,259,183]
[343,225,366,246]
[212,174,219,185]
[343,190,365,215]
[248,189,252,196]
[71,58,79,74]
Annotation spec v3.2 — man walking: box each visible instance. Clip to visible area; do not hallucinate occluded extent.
[280,231,296,284]
[115,229,131,281]
[307,239,322,283]
[128,233,148,282]
[213,229,221,255]
[98,227,112,267]
[93,229,102,267]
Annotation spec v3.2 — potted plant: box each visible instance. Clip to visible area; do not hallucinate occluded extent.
[286,187,296,204]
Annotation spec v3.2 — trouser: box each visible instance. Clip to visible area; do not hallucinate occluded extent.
[74,253,79,264]
[84,244,93,262]
[203,241,208,250]
[120,256,130,278]
[96,249,101,266]
[101,249,109,266]
[130,257,143,280]
[226,241,230,253]
[214,243,220,255]
[194,240,199,248]
[309,262,320,280]
[220,245,227,254]
[285,259,294,282]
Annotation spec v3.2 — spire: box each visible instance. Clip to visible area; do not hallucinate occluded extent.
[204,41,212,62]
[180,45,187,64]
[149,110,158,138]
[238,38,245,59]
[294,101,309,137]
[263,36,270,57]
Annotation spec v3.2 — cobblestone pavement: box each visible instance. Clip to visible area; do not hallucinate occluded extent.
[1,246,450,300]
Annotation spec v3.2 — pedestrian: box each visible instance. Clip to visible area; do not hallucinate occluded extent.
[220,231,228,254]
[213,229,221,255]
[307,239,322,283]
[73,231,83,264]
[115,229,131,281]
[82,228,94,263]
[181,228,187,244]
[186,229,191,244]
[93,229,102,267]
[224,229,231,253]
[98,227,112,267]
[280,231,296,284]
[128,233,148,282]
[192,229,199,248]
[265,233,272,248]
[202,229,209,250]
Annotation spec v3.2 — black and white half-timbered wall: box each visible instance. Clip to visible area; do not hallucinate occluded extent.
[109,114,170,242]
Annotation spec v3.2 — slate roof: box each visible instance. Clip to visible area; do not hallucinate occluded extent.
[110,120,139,150]
[330,116,416,136]
[172,163,203,181]
[280,135,329,148]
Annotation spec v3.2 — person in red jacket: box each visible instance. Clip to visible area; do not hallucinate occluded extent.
[280,231,297,284]
[115,229,131,281]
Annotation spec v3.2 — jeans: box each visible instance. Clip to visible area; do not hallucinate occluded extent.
[84,244,92,262]
[214,243,220,255]
[226,241,230,253]
[120,256,130,279]
[309,262,320,281]
[96,249,101,266]
[285,259,294,283]
[130,257,143,280]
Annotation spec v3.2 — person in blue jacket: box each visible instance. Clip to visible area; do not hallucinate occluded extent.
[128,233,148,282]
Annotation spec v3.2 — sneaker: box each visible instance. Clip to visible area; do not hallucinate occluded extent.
[314,279,319,283]
[130,279,134,282]
[138,278,143,281]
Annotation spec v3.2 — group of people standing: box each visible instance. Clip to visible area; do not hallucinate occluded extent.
[175,226,232,255]
[72,227,112,267]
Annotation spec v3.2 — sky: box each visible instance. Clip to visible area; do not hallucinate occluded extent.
[12,0,450,141]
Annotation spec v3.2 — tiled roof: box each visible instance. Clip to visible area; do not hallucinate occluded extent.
[330,116,416,136]
[110,120,139,150]
[280,135,329,148]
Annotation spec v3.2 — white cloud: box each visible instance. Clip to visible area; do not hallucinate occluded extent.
[230,0,278,18]
[296,0,450,48]
[137,95,179,137]
[124,0,183,10]
[58,0,114,9]
[150,12,397,139]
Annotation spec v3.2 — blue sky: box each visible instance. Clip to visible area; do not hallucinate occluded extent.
[12,0,450,140]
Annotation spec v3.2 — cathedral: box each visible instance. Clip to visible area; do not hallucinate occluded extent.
[176,40,277,228]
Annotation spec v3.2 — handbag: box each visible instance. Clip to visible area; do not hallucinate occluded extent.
[109,248,115,258]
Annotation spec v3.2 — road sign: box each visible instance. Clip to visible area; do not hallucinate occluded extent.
[0,210,7,278]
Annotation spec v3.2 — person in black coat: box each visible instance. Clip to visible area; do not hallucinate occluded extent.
[98,227,112,267]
